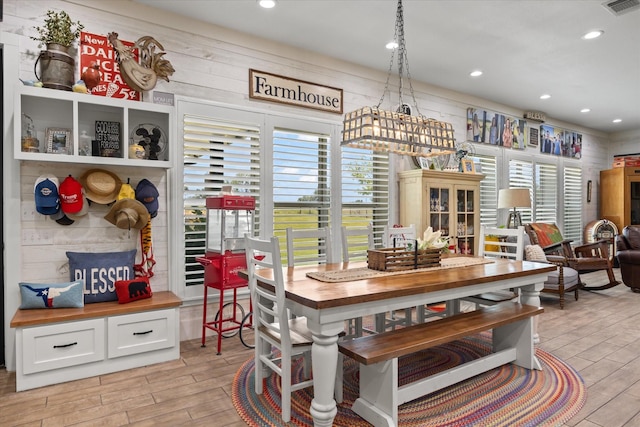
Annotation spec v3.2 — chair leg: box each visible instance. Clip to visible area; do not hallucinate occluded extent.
[281,355,292,423]
[559,291,565,309]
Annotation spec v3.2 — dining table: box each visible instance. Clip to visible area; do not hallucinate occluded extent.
[241,255,556,427]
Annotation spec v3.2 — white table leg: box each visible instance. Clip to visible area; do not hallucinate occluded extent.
[520,282,543,345]
[309,331,340,427]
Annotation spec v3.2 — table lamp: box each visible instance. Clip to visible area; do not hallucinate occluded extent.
[498,188,531,228]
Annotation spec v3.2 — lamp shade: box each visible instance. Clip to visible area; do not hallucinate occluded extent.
[498,188,531,209]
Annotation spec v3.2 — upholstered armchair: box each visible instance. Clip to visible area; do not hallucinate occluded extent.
[523,243,580,309]
[616,226,640,292]
[524,223,620,291]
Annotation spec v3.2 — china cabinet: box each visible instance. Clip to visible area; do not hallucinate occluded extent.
[14,85,172,167]
[600,167,640,233]
[399,169,483,255]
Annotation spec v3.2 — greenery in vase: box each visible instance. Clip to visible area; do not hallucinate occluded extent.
[31,10,84,48]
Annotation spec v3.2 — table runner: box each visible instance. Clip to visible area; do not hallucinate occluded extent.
[306,257,494,283]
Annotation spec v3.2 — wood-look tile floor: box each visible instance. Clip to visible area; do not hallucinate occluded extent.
[1,269,638,426]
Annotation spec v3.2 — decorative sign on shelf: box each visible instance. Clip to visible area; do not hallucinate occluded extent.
[79,31,140,100]
[94,121,122,158]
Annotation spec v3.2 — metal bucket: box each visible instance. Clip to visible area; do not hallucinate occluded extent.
[35,44,75,91]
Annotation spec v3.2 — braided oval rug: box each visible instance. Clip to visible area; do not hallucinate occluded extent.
[231,332,586,427]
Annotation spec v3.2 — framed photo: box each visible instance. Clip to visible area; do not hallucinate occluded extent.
[461,159,475,174]
[45,128,71,155]
[418,157,431,170]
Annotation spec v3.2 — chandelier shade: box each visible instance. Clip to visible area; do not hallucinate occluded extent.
[341,0,457,158]
[342,107,456,157]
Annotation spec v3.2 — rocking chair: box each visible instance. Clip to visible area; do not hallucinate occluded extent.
[524,223,620,291]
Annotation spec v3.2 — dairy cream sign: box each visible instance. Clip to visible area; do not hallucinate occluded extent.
[249,69,343,114]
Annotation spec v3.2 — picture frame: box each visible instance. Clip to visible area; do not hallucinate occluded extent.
[45,128,71,155]
[418,157,431,170]
[461,159,475,174]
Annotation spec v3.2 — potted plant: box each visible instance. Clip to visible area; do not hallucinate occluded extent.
[31,10,84,91]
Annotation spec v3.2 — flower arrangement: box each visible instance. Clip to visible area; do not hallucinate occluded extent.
[416,227,449,250]
[31,10,84,48]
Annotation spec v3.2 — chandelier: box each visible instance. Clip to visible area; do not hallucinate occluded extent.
[341,0,456,158]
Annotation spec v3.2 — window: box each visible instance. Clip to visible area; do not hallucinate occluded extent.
[507,159,534,224]
[341,147,390,250]
[535,163,558,224]
[272,128,331,261]
[563,166,583,242]
[473,154,498,227]
[182,113,261,293]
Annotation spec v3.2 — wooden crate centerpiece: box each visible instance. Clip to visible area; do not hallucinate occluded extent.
[367,246,442,271]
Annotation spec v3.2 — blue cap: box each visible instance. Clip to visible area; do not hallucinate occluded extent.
[34,175,60,215]
[136,179,159,218]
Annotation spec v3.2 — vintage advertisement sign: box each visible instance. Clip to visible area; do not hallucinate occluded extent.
[79,31,140,101]
[249,69,343,114]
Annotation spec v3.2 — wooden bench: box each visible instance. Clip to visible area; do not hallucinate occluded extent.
[338,302,543,427]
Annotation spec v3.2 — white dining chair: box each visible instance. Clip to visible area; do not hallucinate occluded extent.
[286,227,333,267]
[244,235,343,423]
[341,225,375,262]
[463,225,524,309]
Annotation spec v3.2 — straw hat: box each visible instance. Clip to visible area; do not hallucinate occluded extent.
[79,169,122,205]
[104,199,150,230]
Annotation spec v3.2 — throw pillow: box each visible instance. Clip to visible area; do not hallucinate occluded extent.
[19,280,84,309]
[115,277,152,304]
[529,223,564,247]
[67,250,136,303]
[525,244,547,262]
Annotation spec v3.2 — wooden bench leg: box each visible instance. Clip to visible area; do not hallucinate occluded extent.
[352,359,398,427]
[493,316,540,370]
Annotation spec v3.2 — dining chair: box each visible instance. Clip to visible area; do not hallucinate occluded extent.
[380,224,426,329]
[286,227,333,267]
[341,225,375,262]
[244,235,343,422]
[463,225,524,308]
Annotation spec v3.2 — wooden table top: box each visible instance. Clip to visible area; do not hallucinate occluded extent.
[240,257,556,310]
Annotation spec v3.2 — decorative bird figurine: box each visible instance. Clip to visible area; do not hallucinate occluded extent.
[81,61,101,90]
[107,32,175,93]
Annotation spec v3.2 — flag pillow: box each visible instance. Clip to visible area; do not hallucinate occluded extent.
[19,280,84,309]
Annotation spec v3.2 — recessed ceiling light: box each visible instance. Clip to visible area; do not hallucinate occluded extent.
[613,118,622,123]
[258,0,276,9]
[582,30,604,40]
[580,108,591,113]
[386,40,398,50]
[540,94,551,100]
[469,70,483,77]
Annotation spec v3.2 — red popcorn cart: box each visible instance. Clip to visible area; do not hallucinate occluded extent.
[196,195,255,354]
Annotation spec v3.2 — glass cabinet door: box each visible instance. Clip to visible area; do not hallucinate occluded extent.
[429,187,450,237]
[456,188,476,255]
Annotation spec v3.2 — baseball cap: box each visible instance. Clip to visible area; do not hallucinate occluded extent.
[34,174,60,215]
[59,175,84,214]
[136,179,159,218]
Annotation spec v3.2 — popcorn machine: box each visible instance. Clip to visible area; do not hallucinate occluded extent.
[196,195,255,354]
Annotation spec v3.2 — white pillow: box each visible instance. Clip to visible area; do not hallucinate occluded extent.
[525,244,547,262]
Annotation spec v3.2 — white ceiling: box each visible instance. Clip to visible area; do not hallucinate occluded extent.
[134,0,640,135]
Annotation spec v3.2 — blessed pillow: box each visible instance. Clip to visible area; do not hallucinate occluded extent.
[19,280,84,309]
[67,250,136,303]
[115,277,152,304]
[525,244,547,262]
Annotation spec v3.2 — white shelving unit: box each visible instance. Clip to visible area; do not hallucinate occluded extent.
[14,85,173,168]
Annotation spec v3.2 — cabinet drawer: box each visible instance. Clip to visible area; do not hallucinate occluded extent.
[22,318,105,374]
[108,309,176,358]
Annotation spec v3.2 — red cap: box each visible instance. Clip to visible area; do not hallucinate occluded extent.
[59,175,84,214]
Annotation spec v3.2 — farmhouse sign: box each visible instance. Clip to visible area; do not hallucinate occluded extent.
[249,69,343,114]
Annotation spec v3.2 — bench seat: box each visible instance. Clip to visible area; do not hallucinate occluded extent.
[338,302,543,427]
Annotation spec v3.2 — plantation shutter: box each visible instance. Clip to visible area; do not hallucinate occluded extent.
[341,147,390,249]
[473,154,498,227]
[535,163,558,224]
[563,166,583,242]
[272,128,331,260]
[182,114,261,288]
[507,159,533,224]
